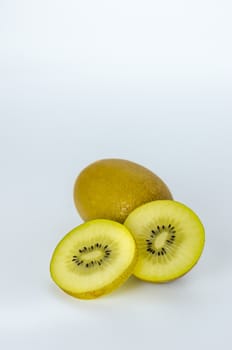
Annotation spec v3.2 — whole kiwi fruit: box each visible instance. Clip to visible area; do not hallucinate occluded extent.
[73,158,173,223]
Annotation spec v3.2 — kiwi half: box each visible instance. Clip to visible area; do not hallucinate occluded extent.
[124,200,205,282]
[50,219,137,299]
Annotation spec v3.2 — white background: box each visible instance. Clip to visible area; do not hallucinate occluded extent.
[0,0,232,349]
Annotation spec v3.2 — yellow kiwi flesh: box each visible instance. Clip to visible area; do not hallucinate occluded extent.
[73,159,173,223]
[124,200,205,282]
[50,219,137,299]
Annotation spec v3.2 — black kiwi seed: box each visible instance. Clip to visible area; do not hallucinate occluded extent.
[146,223,179,258]
[145,223,179,259]
[72,243,112,268]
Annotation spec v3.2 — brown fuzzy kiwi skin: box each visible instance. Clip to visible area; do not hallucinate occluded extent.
[54,249,138,300]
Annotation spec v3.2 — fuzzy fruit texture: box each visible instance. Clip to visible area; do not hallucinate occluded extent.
[73,159,173,223]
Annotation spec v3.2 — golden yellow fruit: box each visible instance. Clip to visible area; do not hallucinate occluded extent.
[50,219,137,299]
[124,200,205,282]
[73,159,173,223]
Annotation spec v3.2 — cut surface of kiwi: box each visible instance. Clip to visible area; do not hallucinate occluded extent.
[124,200,205,282]
[50,219,137,299]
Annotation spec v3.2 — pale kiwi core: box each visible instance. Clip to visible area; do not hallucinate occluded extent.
[74,159,173,223]
[154,231,169,249]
